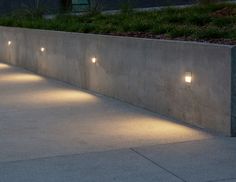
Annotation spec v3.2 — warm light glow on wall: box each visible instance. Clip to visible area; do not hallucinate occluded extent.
[0,73,43,83]
[32,89,98,104]
[0,63,11,69]
[185,72,192,83]
[8,41,12,46]
[91,57,97,64]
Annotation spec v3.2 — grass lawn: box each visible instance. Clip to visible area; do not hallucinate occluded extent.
[0,3,236,44]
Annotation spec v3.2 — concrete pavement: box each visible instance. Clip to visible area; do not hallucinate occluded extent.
[0,62,235,182]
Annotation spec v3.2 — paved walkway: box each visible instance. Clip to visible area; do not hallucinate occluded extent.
[0,62,235,182]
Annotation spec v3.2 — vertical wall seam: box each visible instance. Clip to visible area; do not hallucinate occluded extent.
[231,46,236,137]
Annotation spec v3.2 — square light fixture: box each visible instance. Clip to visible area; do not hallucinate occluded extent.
[91,57,97,64]
[40,47,45,52]
[185,72,192,83]
[8,41,12,46]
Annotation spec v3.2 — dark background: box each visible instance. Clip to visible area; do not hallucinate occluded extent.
[97,0,197,10]
[0,0,198,15]
[0,0,61,15]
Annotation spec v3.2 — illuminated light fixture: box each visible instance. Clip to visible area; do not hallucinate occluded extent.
[8,41,12,46]
[185,72,192,83]
[91,57,97,64]
[40,47,45,52]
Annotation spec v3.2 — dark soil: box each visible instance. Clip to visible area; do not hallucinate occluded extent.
[108,32,236,45]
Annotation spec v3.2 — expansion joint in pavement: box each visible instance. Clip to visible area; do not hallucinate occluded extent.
[130,148,187,182]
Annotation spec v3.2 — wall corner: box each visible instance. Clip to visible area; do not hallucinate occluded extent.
[231,46,236,137]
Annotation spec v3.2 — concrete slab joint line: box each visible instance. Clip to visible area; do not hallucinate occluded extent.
[130,148,187,182]
[0,26,236,136]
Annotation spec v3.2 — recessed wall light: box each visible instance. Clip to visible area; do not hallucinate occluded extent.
[8,41,12,46]
[40,47,45,52]
[185,72,192,83]
[91,57,97,64]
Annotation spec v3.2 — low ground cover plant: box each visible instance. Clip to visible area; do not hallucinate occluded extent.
[0,2,235,44]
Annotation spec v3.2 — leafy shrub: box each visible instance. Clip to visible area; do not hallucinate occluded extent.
[167,26,196,38]
[85,0,102,16]
[193,26,227,39]
[186,14,211,26]
[10,0,47,18]
[120,1,134,14]
[198,0,220,5]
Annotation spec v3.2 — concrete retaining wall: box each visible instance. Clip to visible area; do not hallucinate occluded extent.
[0,26,235,136]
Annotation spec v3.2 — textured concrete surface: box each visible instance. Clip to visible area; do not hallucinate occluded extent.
[0,149,183,182]
[0,62,212,162]
[1,63,236,182]
[0,27,234,135]
[134,138,236,182]
[1,143,236,182]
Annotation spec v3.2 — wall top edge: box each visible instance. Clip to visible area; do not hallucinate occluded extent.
[0,25,234,48]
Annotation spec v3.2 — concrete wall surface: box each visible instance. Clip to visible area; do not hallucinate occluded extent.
[0,26,235,136]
